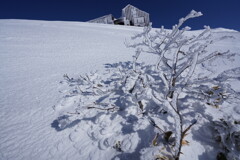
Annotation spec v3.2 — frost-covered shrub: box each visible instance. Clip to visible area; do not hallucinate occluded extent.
[55,10,240,160]
[125,10,238,159]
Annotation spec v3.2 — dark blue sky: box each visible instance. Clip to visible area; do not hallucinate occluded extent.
[0,0,239,30]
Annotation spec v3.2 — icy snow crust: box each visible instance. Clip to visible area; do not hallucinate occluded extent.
[0,19,239,160]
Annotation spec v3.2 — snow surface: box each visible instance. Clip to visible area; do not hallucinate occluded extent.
[0,19,239,160]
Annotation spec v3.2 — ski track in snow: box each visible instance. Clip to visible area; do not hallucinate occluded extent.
[0,19,240,160]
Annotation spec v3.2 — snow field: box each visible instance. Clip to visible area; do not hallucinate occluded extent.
[0,19,240,160]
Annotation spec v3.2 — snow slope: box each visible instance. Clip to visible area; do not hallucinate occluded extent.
[0,19,239,160]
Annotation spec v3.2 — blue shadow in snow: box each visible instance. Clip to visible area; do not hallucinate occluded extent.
[51,115,81,132]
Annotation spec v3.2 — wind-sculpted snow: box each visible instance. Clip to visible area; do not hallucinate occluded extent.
[0,18,240,160]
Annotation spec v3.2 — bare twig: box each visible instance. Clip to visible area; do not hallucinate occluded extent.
[87,104,118,112]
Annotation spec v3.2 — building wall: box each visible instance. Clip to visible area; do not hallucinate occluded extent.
[122,5,150,26]
[88,14,114,24]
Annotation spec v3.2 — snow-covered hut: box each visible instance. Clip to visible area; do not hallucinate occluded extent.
[88,5,150,27]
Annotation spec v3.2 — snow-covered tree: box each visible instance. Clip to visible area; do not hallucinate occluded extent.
[127,10,239,159]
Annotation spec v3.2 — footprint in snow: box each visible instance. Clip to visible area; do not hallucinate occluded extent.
[69,131,82,142]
